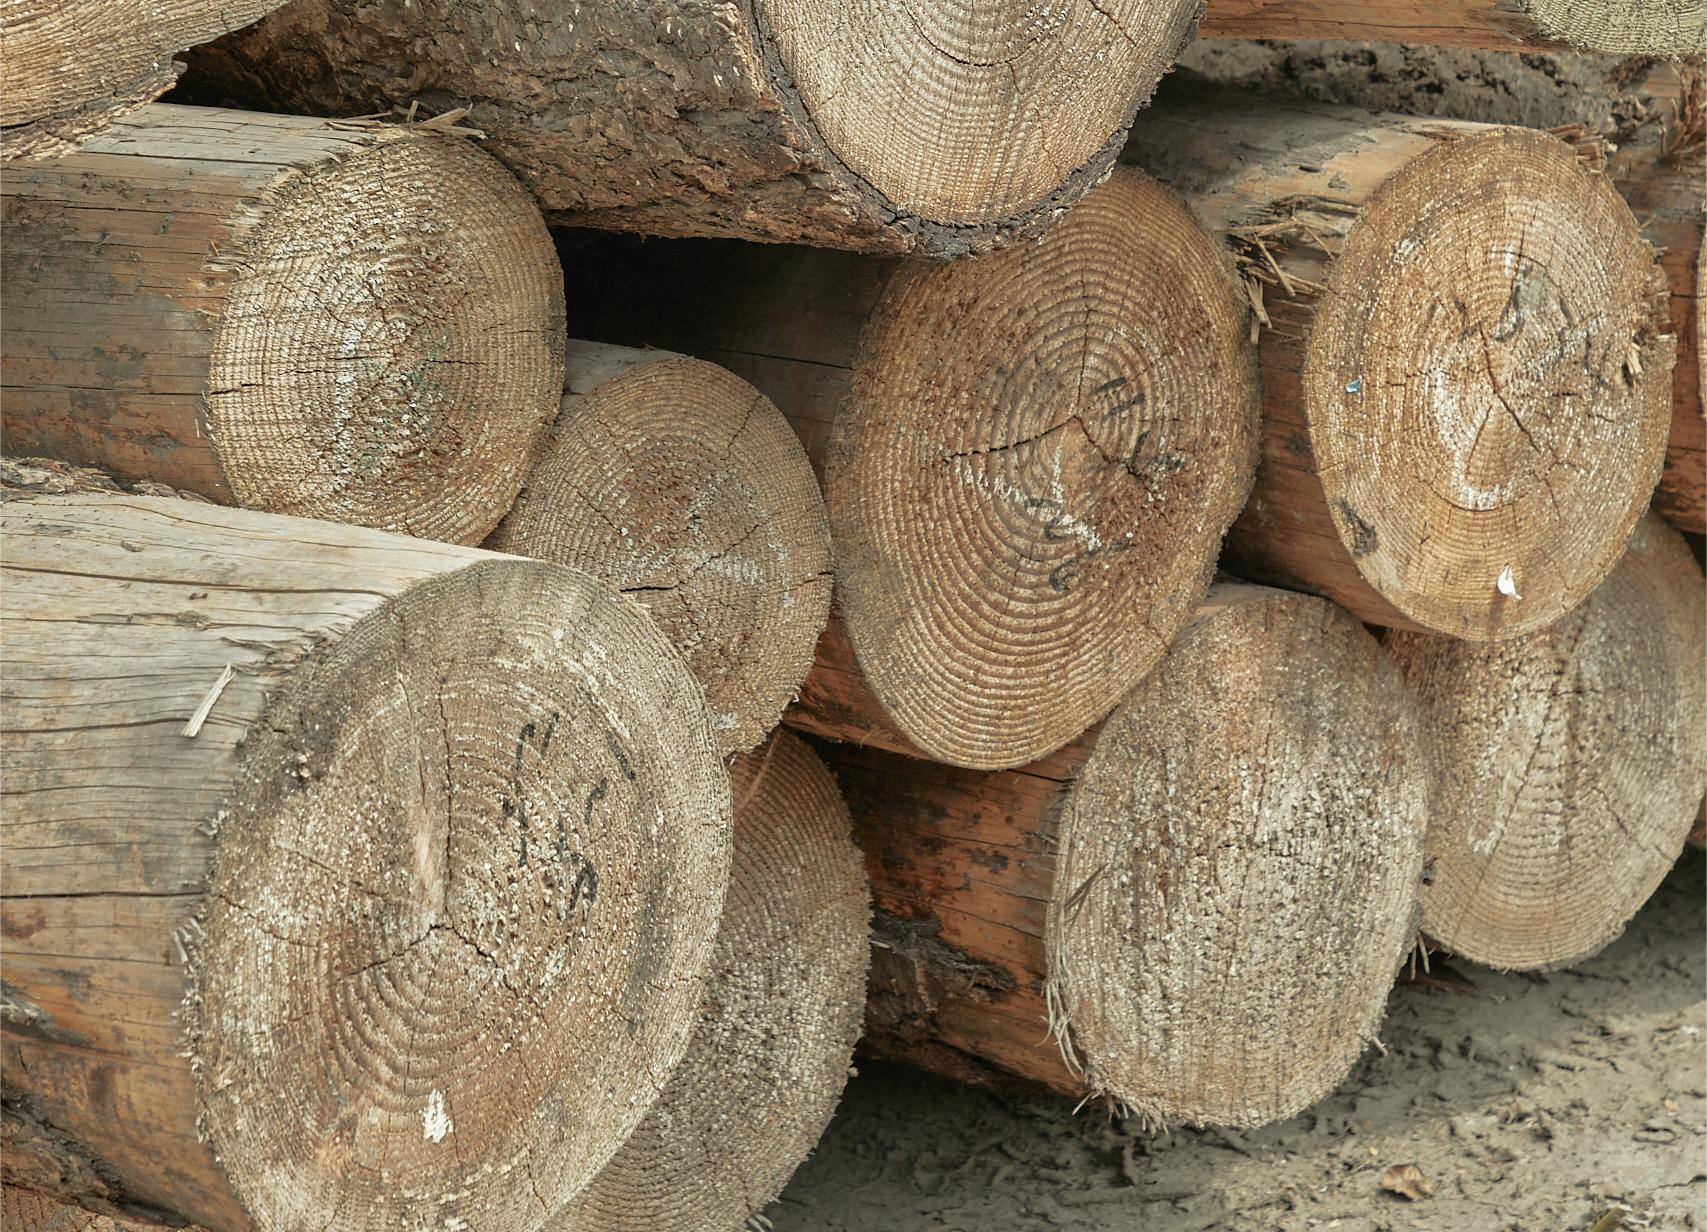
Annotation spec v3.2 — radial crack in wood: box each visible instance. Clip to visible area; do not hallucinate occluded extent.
[1383,515,1707,970]
[569,167,1260,768]
[1125,83,1674,638]
[487,344,831,755]
[1172,48,1705,534]
[1,104,566,546]
[0,491,730,1230]
[831,584,1428,1127]
[551,730,869,1232]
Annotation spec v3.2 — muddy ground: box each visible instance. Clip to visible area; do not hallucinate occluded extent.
[767,850,1706,1231]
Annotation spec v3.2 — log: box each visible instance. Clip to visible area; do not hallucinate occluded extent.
[829,584,1428,1127]
[1171,49,1705,534]
[1382,515,1707,970]
[1,103,566,546]
[176,0,1202,255]
[0,0,285,160]
[487,343,831,756]
[569,167,1261,769]
[1123,83,1675,639]
[1,491,730,1228]
[553,730,868,1232]
[1196,0,1707,57]
[2,1188,181,1232]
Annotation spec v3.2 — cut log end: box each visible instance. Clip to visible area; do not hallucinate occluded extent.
[1049,589,1428,1128]
[1526,0,1707,57]
[1304,126,1672,639]
[754,0,1202,225]
[186,557,730,1227]
[487,346,831,754]
[828,168,1259,769]
[1384,515,1707,971]
[555,730,869,1232]
[204,124,565,543]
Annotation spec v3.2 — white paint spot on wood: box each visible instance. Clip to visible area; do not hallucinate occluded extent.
[422,1089,453,1142]
[1496,566,1521,600]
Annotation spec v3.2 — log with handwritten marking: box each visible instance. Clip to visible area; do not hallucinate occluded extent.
[572,167,1261,770]
[1124,83,1673,639]
[1,104,566,546]
[1169,48,1706,533]
[0,491,729,1229]
[552,731,868,1232]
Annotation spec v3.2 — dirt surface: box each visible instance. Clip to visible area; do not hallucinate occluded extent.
[766,850,1706,1231]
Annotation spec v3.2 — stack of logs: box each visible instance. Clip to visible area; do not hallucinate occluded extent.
[1,2,1703,1230]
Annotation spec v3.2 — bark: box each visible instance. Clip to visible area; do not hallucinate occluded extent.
[1173,49,1705,533]
[1123,81,1674,639]
[1,490,730,1229]
[1383,515,1707,970]
[1,103,565,546]
[2,1188,181,1232]
[553,731,869,1232]
[0,0,285,160]
[487,342,832,756]
[1196,0,1706,57]
[825,584,1428,1128]
[176,0,1203,255]
[570,167,1260,769]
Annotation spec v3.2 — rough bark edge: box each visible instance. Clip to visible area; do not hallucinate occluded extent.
[861,910,1048,1096]
[0,457,212,503]
[736,0,1209,258]
[1,62,180,162]
[0,1099,187,1228]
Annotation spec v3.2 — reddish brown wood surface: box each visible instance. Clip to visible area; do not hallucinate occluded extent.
[1197,0,1705,56]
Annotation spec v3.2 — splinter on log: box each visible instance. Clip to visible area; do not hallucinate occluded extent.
[1,104,566,546]
[1124,82,1674,639]
[1383,515,1707,971]
[0,491,730,1229]
[487,344,831,756]
[831,584,1428,1127]
[572,167,1261,769]
[179,0,1202,254]
[1197,0,1706,57]
[0,0,287,159]
[1170,49,1705,534]
[552,731,868,1232]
